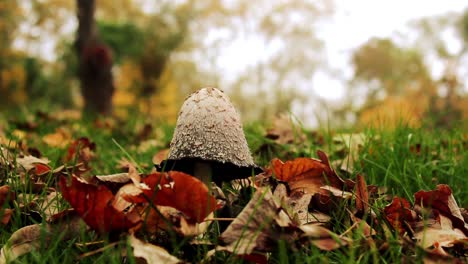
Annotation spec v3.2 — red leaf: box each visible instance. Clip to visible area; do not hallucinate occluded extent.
[0,185,14,225]
[59,175,141,233]
[414,184,468,236]
[125,171,218,223]
[0,185,14,207]
[34,163,51,175]
[272,151,344,194]
[64,137,96,163]
[355,174,369,214]
[383,197,416,235]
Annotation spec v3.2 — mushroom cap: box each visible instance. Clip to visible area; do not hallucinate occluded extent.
[160,87,261,181]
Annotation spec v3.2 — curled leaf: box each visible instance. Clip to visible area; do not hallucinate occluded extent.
[125,171,218,223]
[59,175,141,233]
[383,197,416,235]
[272,151,345,195]
[415,184,468,235]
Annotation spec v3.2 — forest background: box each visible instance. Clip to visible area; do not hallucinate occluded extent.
[1,0,468,129]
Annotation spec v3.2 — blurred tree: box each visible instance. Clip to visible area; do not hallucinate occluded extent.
[0,1,24,106]
[328,38,435,128]
[94,2,193,121]
[408,9,468,128]
[352,38,433,99]
[75,0,114,115]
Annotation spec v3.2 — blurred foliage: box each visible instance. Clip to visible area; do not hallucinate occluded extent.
[352,38,433,98]
[348,36,467,129]
[0,1,467,129]
[333,8,468,130]
[187,0,333,122]
[97,22,145,63]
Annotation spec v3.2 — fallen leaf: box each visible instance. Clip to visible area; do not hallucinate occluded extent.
[265,113,306,145]
[414,184,468,235]
[0,212,84,264]
[0,185,14,225]
[218,188,298,254]
[348,213,376,238]
[16,155,50,172]
[272,157,328,194]
[299,223,350,250]
[124,171,218,223]
[415,226,466,248]
[138,206,212,236]
[42,127,72,148]
[38,191,61,220]
[272,151,347,196]
[59,175,141,233]
[273,184,314,225]
[96,172,131,184]
[218,188,346,255]
[152,148,170,165]
[128,234,182,264]
[0,185,14,208]
[355,174,369,214]
[383,197,417,235]
[64,137,96,165]
[319,185,353,199]
[331,133,365,172]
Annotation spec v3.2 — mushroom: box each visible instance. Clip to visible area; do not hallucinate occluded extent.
[158,87,262,185]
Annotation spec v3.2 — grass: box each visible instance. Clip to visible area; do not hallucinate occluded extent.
[0,106,467,263]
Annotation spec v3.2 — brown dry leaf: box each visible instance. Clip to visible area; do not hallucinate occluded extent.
[96,172,131,184]
[152,148,170,165]
[39,191,61,220]
[265,113,306,145]
[0,186,14,208]
[0,185,14,225]
[64,137,96,165]
[347,212,376,238]
[115,157,140,171]
[299,223,350,250]
[218,188,298,254]
[415,224,466,248]
[127,163,141,185]
[218,187,345,255]
[139,206,212,237]
[273,184,314,225]
[16,155,50,172]
[355,174,369,214]
[272,157,329,195]
[319,186,353,199]
[414,184,468,235]
[42,127,72,148]
[272,151,347,196]
[50,109,82,121]
[128,234,182,264]
[331,133,365,172]
[112,183,143,213]
[383,197,417,235]
[0,212,84,264]
[0,209,13,226]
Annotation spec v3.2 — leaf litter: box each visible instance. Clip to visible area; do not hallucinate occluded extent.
[0,117,467,263]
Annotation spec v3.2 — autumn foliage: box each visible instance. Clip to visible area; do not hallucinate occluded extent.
[0,119,467,263]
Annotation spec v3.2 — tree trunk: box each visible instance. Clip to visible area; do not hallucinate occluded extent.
[75,0,114,115]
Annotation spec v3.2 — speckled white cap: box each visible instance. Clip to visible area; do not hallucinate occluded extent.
[168,87,256,167]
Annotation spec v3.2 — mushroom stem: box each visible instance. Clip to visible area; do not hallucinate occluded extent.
[193,161,212,188]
